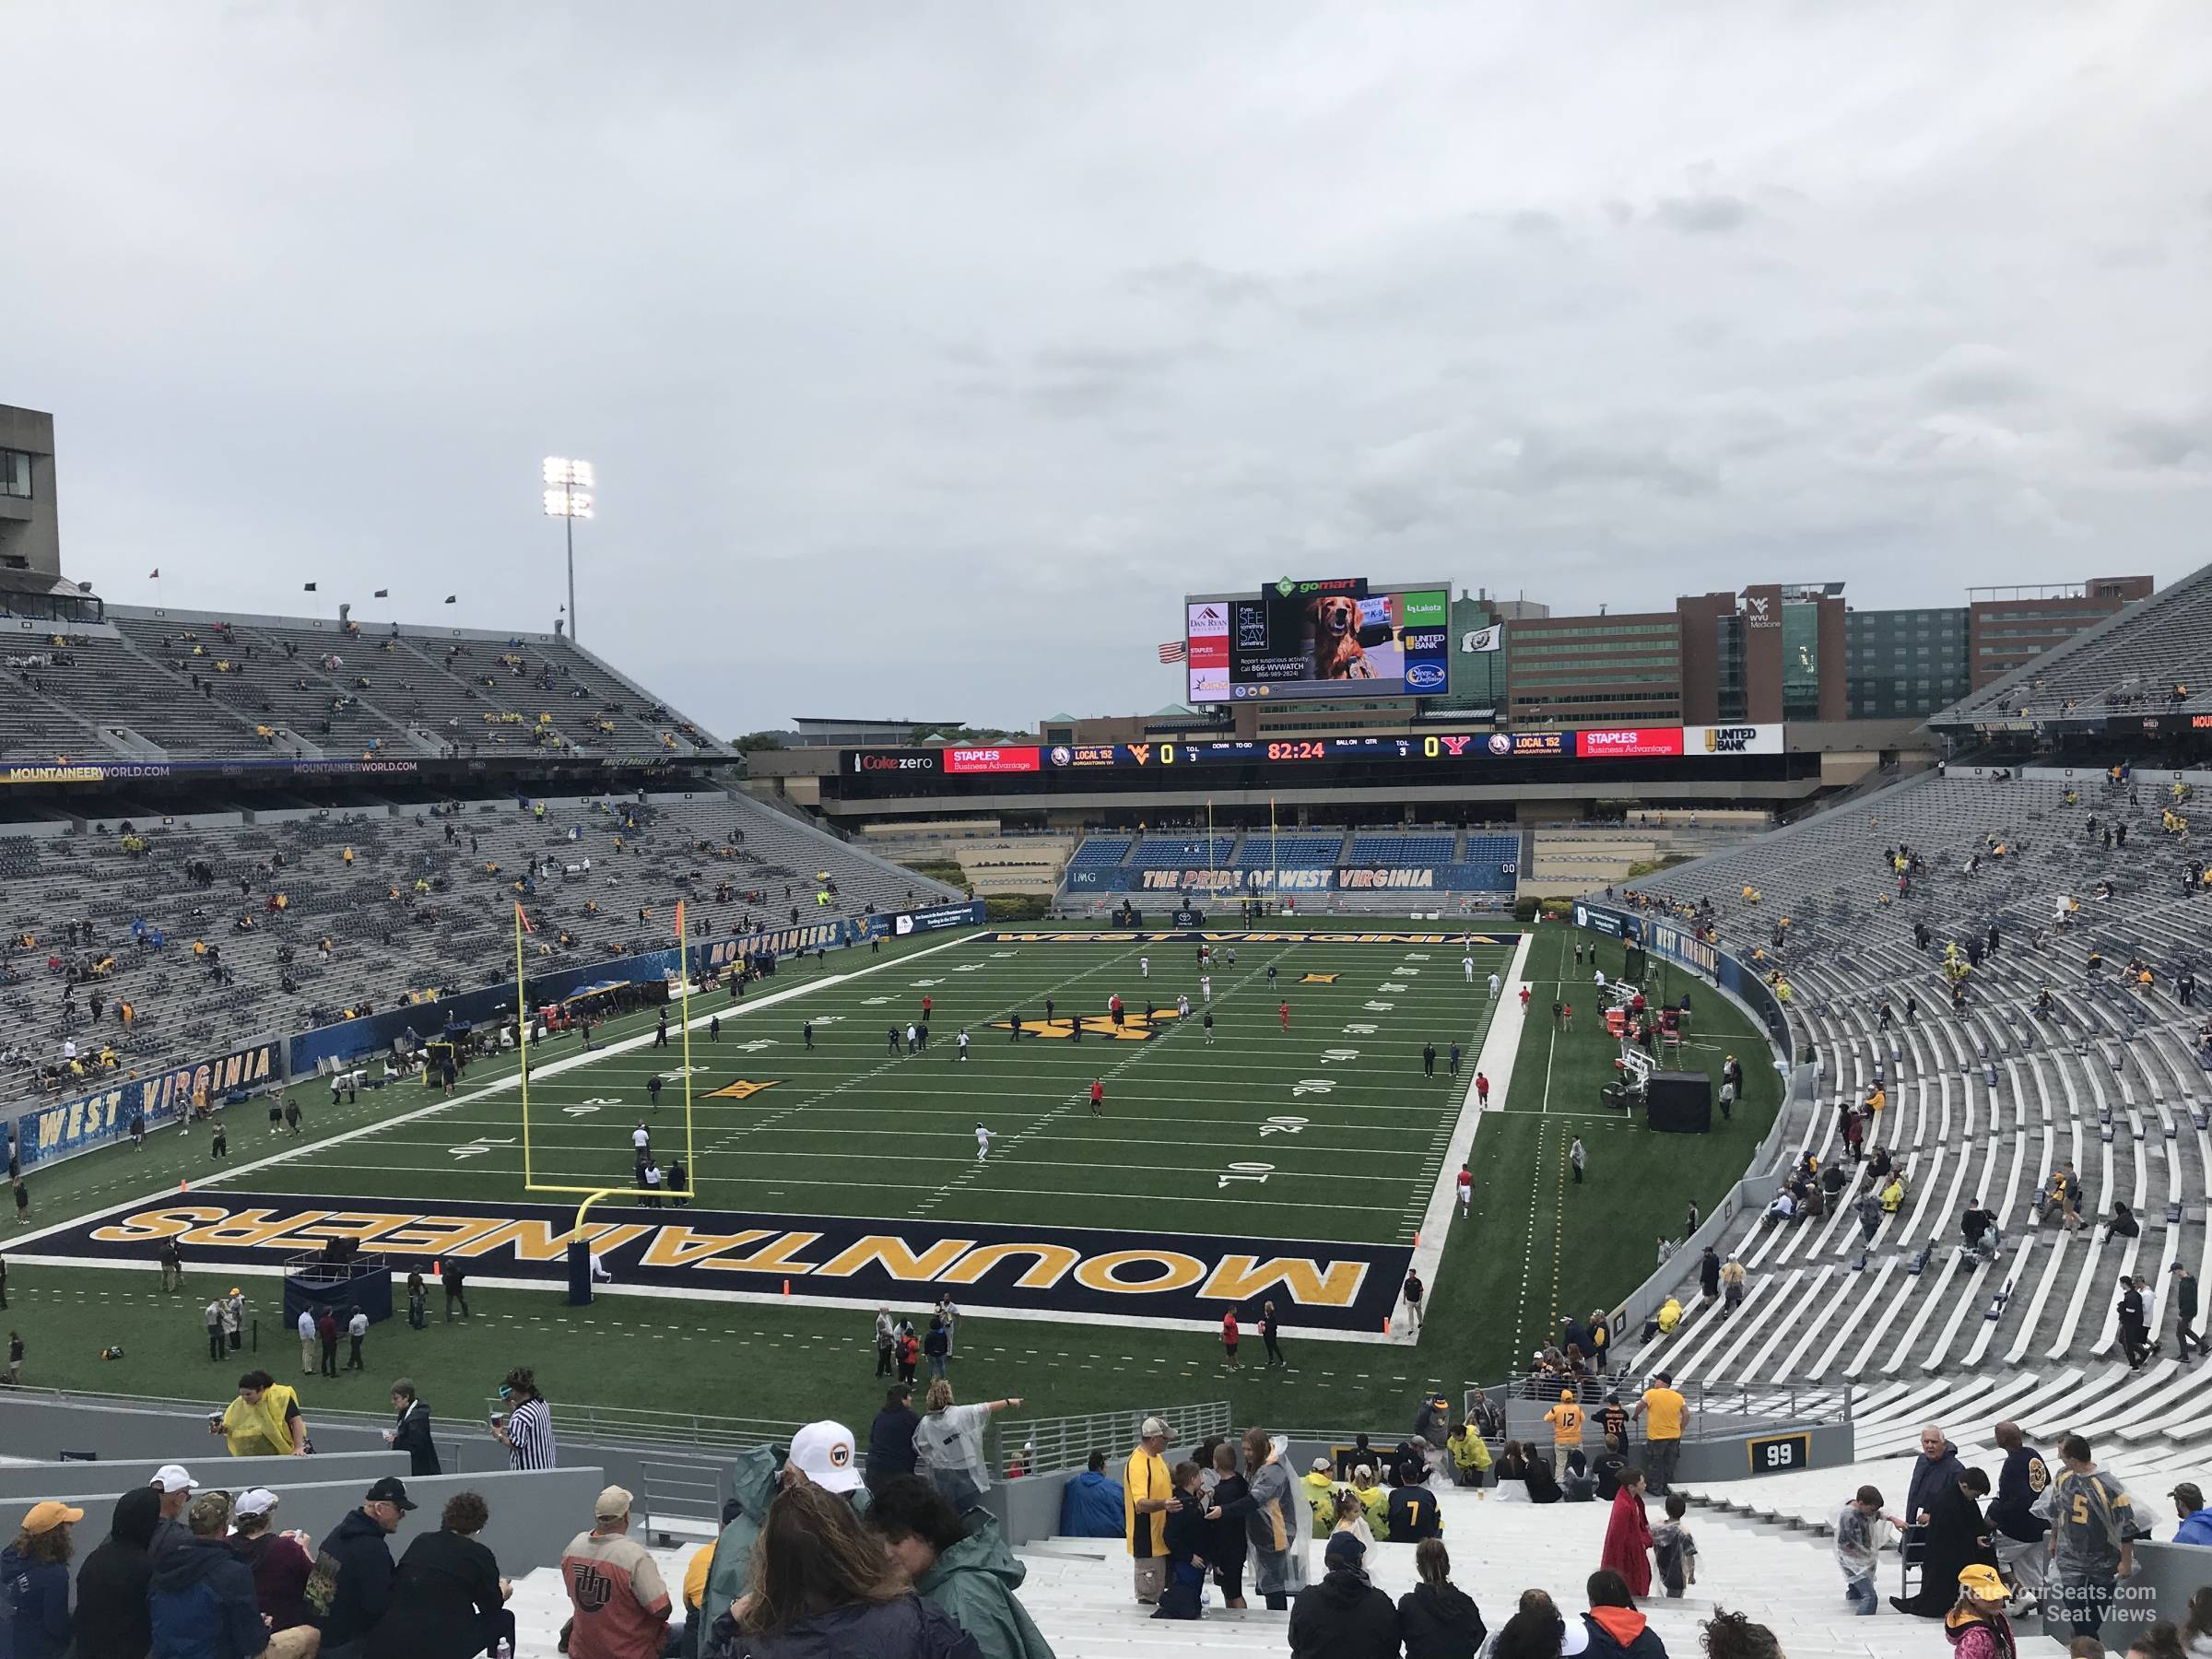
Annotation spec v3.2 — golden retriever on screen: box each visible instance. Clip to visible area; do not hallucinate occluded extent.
[1305,595,1376,679]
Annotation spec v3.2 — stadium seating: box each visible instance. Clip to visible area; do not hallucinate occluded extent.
[1935,561,2212,727]
[1614,770,2210,1394]
[1230,832,1345,867]
[2,607,733,763]
[1065,836,1135,868]
[1124,835,1239,869]
[0,790,959,1098]
[1347,831,1458,863]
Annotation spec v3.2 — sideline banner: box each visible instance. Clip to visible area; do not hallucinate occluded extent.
[1066,864,1512,894]
[16,1038,284,1171]
[40,1192,1408,1332]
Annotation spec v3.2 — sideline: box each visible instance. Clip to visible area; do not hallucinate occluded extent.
[1402,928,1535,1328]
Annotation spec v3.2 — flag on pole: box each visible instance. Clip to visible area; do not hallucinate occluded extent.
[514,902,535,934]
[373,588,389,599]
[1158,640,1186,664]
[1462,624,1502,653]
[444,595,457,605]
[303,582,318,593]
[147,569,159,579]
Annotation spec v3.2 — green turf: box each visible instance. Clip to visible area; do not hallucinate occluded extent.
[5,922,1780,1432]
[218,931,1515,1244]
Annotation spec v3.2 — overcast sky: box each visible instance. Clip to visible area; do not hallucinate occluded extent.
[10,3,2211,734]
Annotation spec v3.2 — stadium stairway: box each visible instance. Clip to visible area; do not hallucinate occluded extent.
[497,1480,2038,1657]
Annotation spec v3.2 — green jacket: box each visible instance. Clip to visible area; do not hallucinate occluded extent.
[914,1519,1055,1659]
[701,1451,872,1634]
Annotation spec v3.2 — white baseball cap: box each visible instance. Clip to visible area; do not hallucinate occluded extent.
[151,1465,199,1494]
[234,1488,279,1519]
[788,1420,861,1494]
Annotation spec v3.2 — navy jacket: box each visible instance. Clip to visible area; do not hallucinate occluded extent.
[1906,1444,1965,1526]
[1989,1444,2050,1543]
[391,1401,441,1476]
[311,1508,398,1649]
[148,1535,266,1659]
[0,1546,71,1659]
[865,1404,922,1485]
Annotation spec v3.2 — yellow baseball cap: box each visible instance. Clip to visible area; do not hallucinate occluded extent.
[23,1501,84,1535]
[1957,1564,2006,1602]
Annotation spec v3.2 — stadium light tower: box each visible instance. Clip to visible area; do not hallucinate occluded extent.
[541,457,594,641]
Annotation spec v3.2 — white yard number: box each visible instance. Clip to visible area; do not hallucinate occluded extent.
[1321,1048,1360,1065]
[991,951,1018,959]
[1395,968,1421,975]
[1218,1160,1275,1189]
[1259,1116,1309,1136]
[451,1136,516,1160]
[1363,1001,1395,1013]
[1291,1077,1336,1097]
[911,978,945,987]
[734,1039,778,1053]
[863,995,892,1006]
[1343,1023,1378,1036]
[1379,981,1408,992]
[1404,954,1430,961]
[954,962,988,972]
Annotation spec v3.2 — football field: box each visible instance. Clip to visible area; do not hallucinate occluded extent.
[10,919,1785,1423]
[31,924,1525,1342]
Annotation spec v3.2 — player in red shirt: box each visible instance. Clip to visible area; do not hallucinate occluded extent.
[1518,984,1533,1012]
[1089,1078,1104,1116]
[1221,1309,1240,1369]
[1476,1072,1490,1107]
[1278,1001,1290,1032]
[922,994,934,1020]
[1456,1165,1474,1216]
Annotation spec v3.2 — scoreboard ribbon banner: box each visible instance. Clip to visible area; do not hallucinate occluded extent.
[1065,865,1507,894]
[29,1192,1409,1334]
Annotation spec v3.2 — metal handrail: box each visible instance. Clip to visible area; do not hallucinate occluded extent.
[993,1400,1233,1477]
[1467,1375,1852,1442]
[482,1396,804,1453]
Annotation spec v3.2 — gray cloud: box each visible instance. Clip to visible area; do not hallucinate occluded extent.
[1652,191,1755,235]
[5,2,2208,732]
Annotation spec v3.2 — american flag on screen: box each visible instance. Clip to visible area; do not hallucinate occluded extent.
[1159,640,1187,664]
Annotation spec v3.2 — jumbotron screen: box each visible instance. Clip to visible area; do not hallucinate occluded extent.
[1185,578,1450,704]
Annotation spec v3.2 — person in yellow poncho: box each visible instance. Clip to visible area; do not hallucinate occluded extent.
[211,1370,306,1456]
[1302,1456,1337,1536]
[1446,1422,1492,1494]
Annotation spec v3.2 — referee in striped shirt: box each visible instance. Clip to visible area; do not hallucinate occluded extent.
[492,1366,557,1469]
